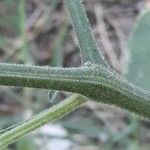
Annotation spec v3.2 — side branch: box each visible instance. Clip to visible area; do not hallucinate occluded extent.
[65,0,107,66]
[0,94,87,148]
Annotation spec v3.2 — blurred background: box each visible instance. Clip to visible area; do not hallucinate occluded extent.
[0,0,150,149]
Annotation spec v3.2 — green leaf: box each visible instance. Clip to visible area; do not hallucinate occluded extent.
[127,10,150,90]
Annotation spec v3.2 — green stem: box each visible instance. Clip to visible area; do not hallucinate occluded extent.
[65,0,107,66]
[19,0,27,63]
[0,94,87,148]
[51,21,68,67]
[0,63,150,118]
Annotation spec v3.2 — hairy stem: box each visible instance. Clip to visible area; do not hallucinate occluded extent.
[0,94,87,148]
[0,63,150,118]
[19,0,27,62]
[65,0,107,66]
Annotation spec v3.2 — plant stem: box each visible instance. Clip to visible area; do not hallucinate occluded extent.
[0,63,150,118]
[0,94,87,148]
[64,0,107,66]
[19,0,27,63]
[51,21,68,67]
